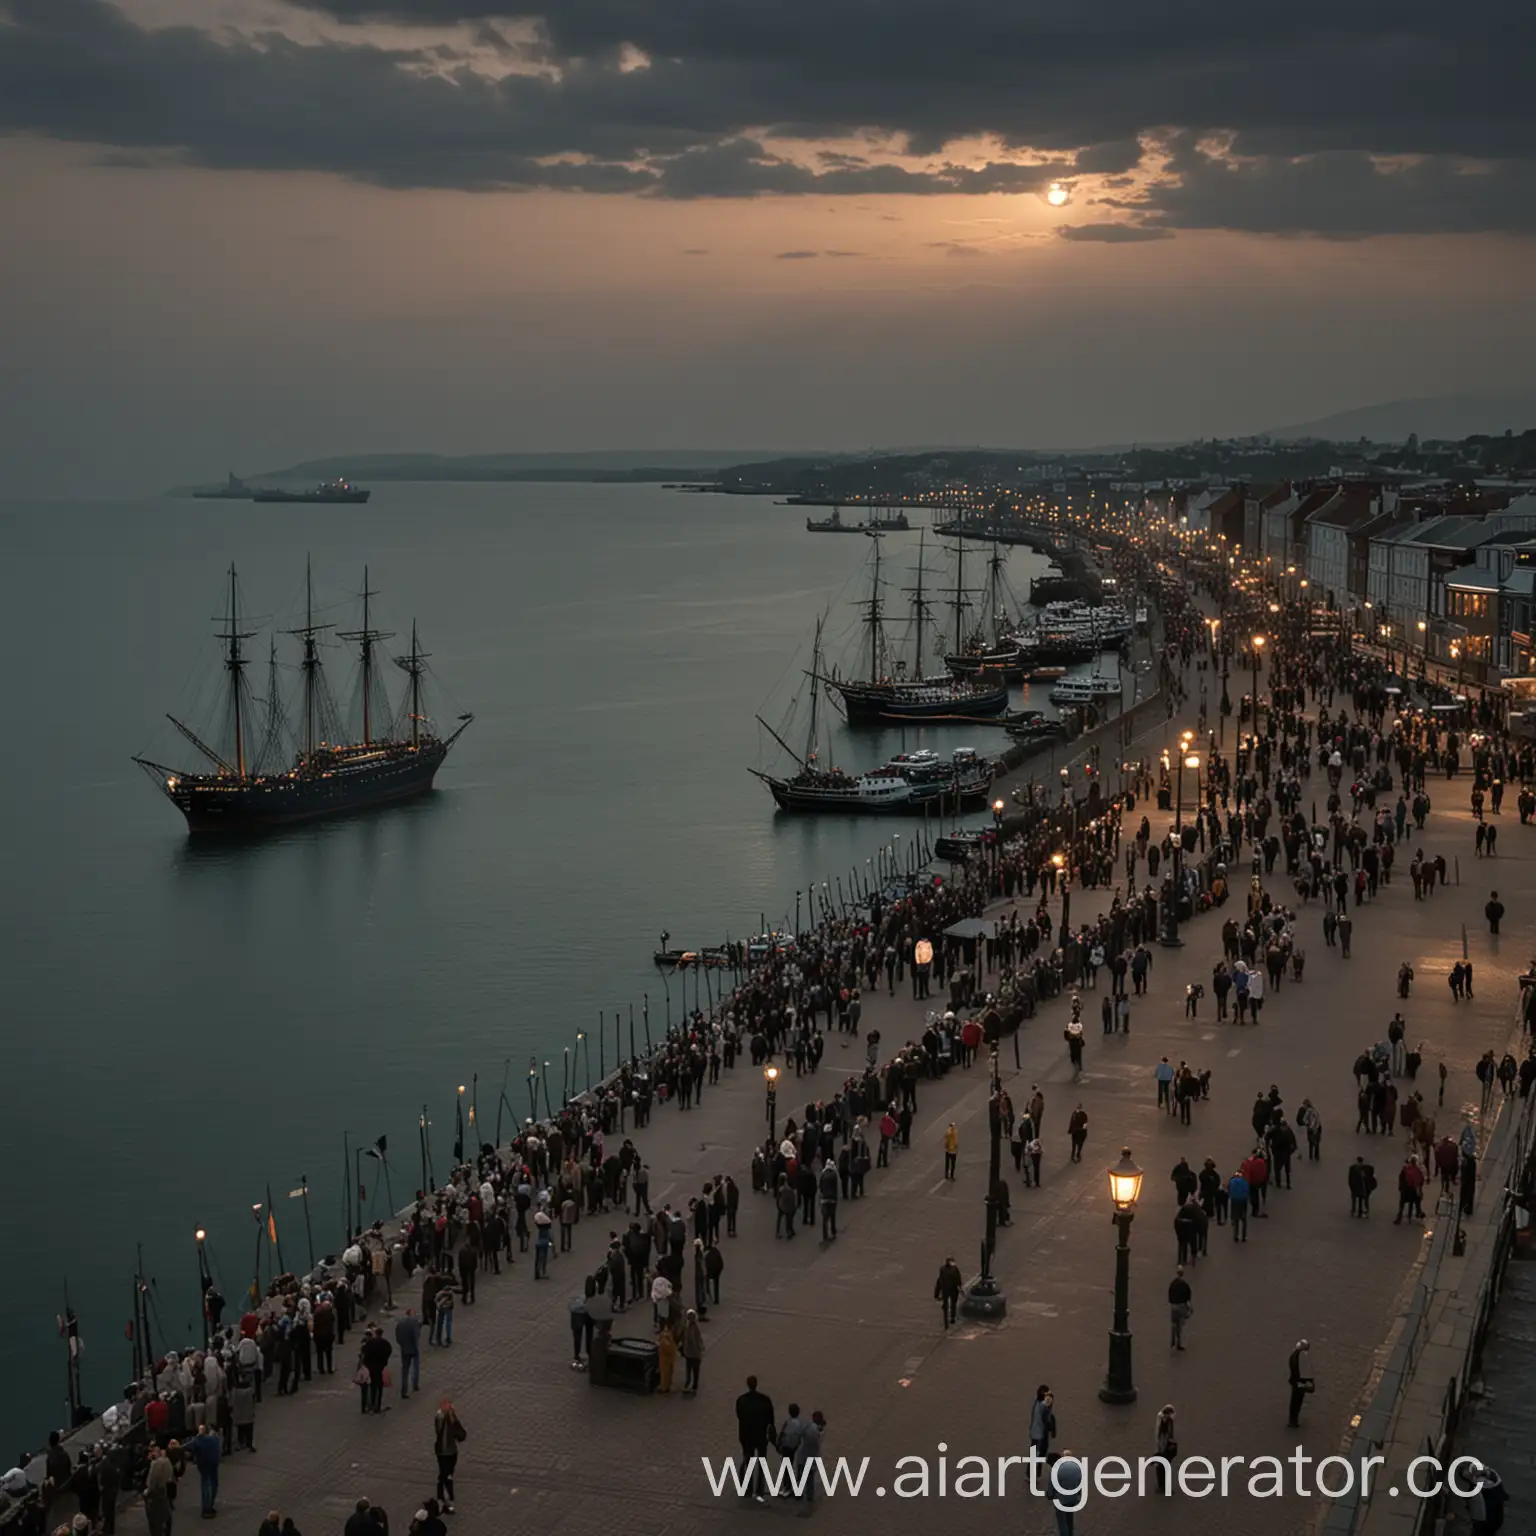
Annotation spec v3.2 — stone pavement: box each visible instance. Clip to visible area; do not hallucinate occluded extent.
[112,686,1535,1536]
[1444,1262,1536,1531]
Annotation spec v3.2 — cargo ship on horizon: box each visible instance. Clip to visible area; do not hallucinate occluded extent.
[252,479,371,504]
[133,566,471,832]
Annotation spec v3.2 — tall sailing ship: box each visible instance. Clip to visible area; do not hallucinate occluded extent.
[751,620,994,814]
[819,532,1010,724]
[133,566,472,832]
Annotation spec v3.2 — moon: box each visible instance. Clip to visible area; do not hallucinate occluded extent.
[1046,182,1070,207]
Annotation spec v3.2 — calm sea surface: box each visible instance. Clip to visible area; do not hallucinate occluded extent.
[0,482,1050,1447]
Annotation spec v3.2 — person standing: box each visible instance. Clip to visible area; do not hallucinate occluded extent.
[1029,1386,1056,1458]
[657,1321,678,1394]
[1349,1156,1376,1217]
[935,1257,963,1329]
[395,1308,422,1400]
[189,1422,222,1519]
[943,1123,959,1181]
[1227,1168,1249,1242]
[819,1161,839,1240]
[734,1376,776,1504]
[795,1411,827,1514]
[1067,1104,1088,1162]
[1287,1341,1314,1428]
[1486,891,1505,935]
[1168,1266,1192,1350]
[432,1399,466,1513]
[1154,1404,1179,1493]
[231,1371,257,1451]
[680,1309,706,1395]
[143,1448,175,1536]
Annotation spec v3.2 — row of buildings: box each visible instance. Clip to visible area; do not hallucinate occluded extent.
[1166,481,1536,681]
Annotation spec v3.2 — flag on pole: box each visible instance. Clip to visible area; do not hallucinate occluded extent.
[268,1207,278,1245]
[364,1135,387,1161]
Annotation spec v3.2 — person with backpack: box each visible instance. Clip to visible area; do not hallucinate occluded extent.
[432,1400,466,1514]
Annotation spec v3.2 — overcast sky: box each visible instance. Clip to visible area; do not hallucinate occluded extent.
[1,0,1531,495]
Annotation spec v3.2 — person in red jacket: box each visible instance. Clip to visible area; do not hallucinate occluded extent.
[878,1111,897,1168]
[1395,1158,1427,1223]
[1241,1150,1270,1217]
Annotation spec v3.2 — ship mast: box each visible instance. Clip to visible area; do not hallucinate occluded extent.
[938,529,975,655]
[803,616,824,765]
[338,567,392,748]
[393,622,429,749]
[216,564,257,778]
[862,535,886,684]
[988,541,1006,646]
[903,529,934,682]
[286,558,334,760]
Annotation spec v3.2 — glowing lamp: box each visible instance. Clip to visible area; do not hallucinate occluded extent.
[1107,1148,1143,1212]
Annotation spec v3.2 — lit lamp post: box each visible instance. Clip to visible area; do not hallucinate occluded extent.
[1417,618,1428,677]
[1250,634,1266,733]
[764,1065,779,1142]
[992,798,1005,874]
[960,1052,1009,1320]
[195,1228,211,1348]
[1052,851,1070,936]
[1450,641,1463,695]
[1099,1148,1143,1405]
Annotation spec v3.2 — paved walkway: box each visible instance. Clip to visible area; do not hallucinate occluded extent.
[1445,1262,1536,1532]
[112,671,1535,1536]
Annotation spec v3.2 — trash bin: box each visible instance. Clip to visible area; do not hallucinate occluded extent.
[591,1333,659,1394]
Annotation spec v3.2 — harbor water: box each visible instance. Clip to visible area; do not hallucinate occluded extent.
[0,482,1056,1448]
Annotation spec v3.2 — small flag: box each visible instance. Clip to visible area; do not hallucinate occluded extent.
[288,1187,306,1200]
[268,1208,278,1245]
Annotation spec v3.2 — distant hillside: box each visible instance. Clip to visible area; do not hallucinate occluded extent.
[166,448,844,496]
[1268,393,1536,445]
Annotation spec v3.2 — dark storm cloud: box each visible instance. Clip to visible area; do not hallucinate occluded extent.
[1057,223,1173,244]
[1,0,1534,232]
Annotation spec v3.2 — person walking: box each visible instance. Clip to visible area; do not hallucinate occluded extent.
[735,1376,776,1504]
[1486,891,1505,935]
[431,1400,466,1513]
[1168,1266,1192,1350]
[935,1256,963,1329]
[942,1123,959,1181]
[1048,1453,1082,1536]
[1287,1341,1314,1428]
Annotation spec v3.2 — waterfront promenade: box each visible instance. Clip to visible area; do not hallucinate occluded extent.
[109,674,1533,1536]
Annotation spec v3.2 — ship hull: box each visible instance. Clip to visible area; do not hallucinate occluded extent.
[835,681,1011,724]
[252,490,371,504]
[167,745,445,832]
[767,777,992,814]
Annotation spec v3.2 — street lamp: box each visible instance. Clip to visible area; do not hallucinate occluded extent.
[195,1228,211,1348]
[1250,634,1266,733]
[1099,1148,1143,1405]
[961,1057,1009,1320]
[1051,850,1071,935]
[764,1065,779,1142]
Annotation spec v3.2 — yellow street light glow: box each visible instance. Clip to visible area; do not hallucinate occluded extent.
[1107,1148,1143,1211]
[1184,754,1201,770]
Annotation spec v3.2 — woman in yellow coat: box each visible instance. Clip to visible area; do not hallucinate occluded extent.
[656,1322,678,1393]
